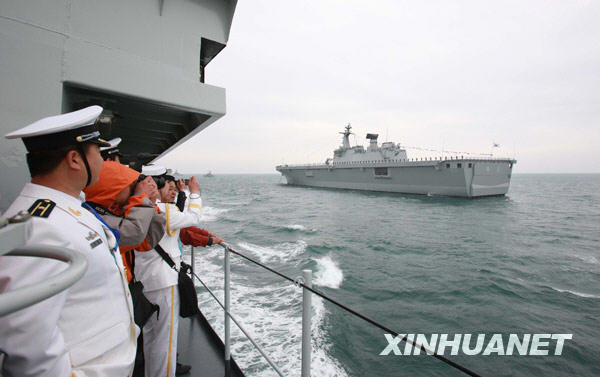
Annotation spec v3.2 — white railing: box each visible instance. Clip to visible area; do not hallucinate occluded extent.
[189,244,312,377]
[188,243,482,377]
[0,221,88,316]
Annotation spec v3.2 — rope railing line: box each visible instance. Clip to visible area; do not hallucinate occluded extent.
[402,145,494,157]
[189,260,286,377]
[218,243,483,377]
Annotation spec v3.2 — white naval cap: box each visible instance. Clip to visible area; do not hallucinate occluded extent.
[100,137,122,151]
[142,164,167,176]
[100,137,123,159]
[5,105,110,152]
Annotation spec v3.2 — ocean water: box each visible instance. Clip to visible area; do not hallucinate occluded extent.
[184,174,600,377]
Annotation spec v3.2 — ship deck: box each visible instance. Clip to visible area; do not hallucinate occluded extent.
[178,311,246,377]
[276,156,516,170]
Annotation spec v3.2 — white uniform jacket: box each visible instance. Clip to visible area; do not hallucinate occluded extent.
[176,189,201,212]
[133,195,202,292]
[0,183,137,377]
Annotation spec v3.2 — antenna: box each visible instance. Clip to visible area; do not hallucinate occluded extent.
[339,122,353,135]
[339,123,353,149]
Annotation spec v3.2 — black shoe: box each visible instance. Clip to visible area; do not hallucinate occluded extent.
[176,362,191,376]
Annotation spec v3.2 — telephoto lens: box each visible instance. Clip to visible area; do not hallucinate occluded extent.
[136,174,147,184]
[153,175,166,189]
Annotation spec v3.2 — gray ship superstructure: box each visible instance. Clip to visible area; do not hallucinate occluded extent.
[0,1,246,376]
[277,125,516,197]
[0,0,237,211]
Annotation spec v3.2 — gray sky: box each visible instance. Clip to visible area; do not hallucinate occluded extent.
[159,0,600,174]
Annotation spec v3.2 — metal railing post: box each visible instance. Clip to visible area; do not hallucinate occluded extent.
[190,246,195,283]
[301,269,312,377]
[224,245,231,373]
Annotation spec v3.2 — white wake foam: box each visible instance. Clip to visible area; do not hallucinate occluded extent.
[310,296,349,377]
[285,224,307,231]
[199,206,230,222]
[185,246,349,377]
[573,254,599,265]
[220,200,252,206]
[313,255,344,289]
[237,240,307,263]
[551,286,599,299]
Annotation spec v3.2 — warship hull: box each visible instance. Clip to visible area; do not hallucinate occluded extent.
[277,159,515,197]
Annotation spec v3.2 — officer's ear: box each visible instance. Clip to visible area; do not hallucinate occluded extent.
[64,149,85,172]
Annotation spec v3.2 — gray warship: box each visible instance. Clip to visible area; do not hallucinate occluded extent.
[277,124,516,197]
[0,3,497,376]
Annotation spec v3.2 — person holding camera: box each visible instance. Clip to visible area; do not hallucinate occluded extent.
[163,176,222,248]
[133,174,220,377]
[83,161,166,281]
[173,178,192,211]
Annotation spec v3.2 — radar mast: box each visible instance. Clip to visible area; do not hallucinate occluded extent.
[339,123,353,149]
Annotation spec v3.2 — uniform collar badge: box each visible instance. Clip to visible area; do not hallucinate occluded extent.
[68,207,82,216]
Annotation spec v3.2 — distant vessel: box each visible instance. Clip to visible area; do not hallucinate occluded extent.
[276,124,516,197]
[204,171,214,177]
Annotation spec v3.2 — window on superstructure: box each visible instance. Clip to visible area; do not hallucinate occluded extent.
[457,163,462,168]
[468,163,472,168]
[374,167,389,176]
[446,163,450,168]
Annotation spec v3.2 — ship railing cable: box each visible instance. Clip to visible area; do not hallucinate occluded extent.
[209,243,483,377]
[189,267,286,377]
[278,156,515,168]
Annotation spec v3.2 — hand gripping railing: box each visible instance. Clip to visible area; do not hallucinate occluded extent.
[189,243,482,377]
[0,244,88,317]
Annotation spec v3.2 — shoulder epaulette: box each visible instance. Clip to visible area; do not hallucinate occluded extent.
[27,199,56,218]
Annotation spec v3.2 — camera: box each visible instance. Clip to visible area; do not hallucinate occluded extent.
[135,174,147,184]
[153,176,166,190]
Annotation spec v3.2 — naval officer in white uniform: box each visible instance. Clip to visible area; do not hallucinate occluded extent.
[133,167,203,377]
[0,106,137,377]
[100,137,123,162]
